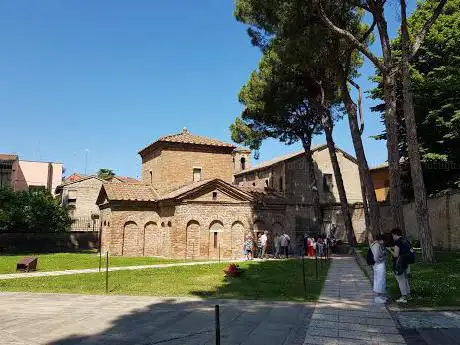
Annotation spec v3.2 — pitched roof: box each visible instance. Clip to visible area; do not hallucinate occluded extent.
[370,162,389,171]
[138,128,235,155]
[159,178,286,204]
[102,183,158,202]
[234,185,287,204]
[56,175,105,191]
[107,176,141,184]
[234,144,358,176]
[0,154,18,161]
[234,144,325,176]
[64,173,88,183]
[159,179,215,200]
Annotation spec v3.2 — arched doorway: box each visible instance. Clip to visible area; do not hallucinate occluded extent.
[186,220,200,259]
[122,221,142,256]
[144,221,161,256]
[209,220,224,259]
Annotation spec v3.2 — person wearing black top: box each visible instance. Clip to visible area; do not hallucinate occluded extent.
[389,228,411,303]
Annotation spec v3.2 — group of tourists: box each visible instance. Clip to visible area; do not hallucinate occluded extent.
[243,231,291,260]
[304,234,329,258]
[369,228,416,304]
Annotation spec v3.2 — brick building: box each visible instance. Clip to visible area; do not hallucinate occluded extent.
[97,129,362,258]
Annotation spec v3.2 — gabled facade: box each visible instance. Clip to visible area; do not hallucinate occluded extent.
[97,129,364,257]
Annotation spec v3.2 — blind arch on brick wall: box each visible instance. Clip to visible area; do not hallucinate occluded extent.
[143,221,161,257]
[122,221,141,256]
[186,220,200,259]
[209,220,224,232]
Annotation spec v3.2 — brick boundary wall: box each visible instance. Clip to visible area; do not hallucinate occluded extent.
[0,231,99,253]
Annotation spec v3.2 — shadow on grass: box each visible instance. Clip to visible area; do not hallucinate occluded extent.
[190,258,331,302]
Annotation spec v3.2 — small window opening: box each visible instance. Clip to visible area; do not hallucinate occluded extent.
[279,176,283,191]
[213,232,218,248]
[240,157,246,170]
[212,192,217,200]
[193,168,202,182]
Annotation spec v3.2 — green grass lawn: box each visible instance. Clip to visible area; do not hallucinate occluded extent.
[0,259,330,301]
[0,252,189,274]
[357,246,460,308]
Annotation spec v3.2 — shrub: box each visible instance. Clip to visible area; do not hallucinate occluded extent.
[0,188,72,233]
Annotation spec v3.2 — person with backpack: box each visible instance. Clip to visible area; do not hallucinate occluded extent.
[389,228,415,303]
[367,234,387,304]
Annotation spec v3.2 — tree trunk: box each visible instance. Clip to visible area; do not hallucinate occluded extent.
[359,167,372,243]
[374,5,406,233]
[322,109,355,245]
[339,72,381,238]
[400,0,433,262]
[301,139,322,233]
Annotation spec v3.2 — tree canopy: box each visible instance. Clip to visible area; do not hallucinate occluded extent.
[0,188,72,233]
[371,0,460,194]
[97,169,116,180]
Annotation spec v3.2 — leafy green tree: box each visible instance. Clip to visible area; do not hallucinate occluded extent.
[97,169,115,180]
[317,0,447,262]
[0,188,72,233]
[372,0,460,194]
[231,48,325,232]
[234,0,382,240]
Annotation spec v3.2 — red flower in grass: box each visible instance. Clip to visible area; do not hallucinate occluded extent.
[224,264,242,277]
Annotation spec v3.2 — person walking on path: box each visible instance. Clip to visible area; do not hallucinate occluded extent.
[274,233,281,258]
[307,236,314,257]
[316,235,324,259]
[260,231,268,259]
[256,233,263,258]
[243,235,253,260]
[389,228,413,303]
[280,233,290,258]
[371,234,387,304]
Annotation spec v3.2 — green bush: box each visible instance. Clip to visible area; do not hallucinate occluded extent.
[0,188,72,233]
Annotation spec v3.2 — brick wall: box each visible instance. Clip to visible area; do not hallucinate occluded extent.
[141,145,234,195]
[0,231,99,253]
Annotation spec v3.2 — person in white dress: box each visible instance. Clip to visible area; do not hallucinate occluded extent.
[371,234,387,304]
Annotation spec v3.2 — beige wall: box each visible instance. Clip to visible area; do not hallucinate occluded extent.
[235,148,362,205]
[14,160,63,195]
[61,178,103,219]
[332,190,460,249]
[141,145,234,195]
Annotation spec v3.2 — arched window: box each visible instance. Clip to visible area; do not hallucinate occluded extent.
[240,157,246,170]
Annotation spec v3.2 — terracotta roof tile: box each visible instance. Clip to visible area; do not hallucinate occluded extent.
[139,128,235,155]
[103,183,158,201]
[235,186,287,204]
[159,179,214,200]
[0,154,18,161]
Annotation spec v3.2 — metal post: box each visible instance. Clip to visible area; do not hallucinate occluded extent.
[215,305,221,345]
[105,252,109,294]
[302,255,307,298]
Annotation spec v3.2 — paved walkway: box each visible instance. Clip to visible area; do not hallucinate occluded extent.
[392,311,460,345]
[0,293,313,345]
[0,259,244,280]
[303,256,406,345]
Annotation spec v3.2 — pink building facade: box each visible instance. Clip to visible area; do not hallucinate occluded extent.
[0,154,63,195]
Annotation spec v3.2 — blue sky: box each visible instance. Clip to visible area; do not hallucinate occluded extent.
[0,1,414,179]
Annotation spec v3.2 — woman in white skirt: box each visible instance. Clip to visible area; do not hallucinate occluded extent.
[371,234,387,304]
